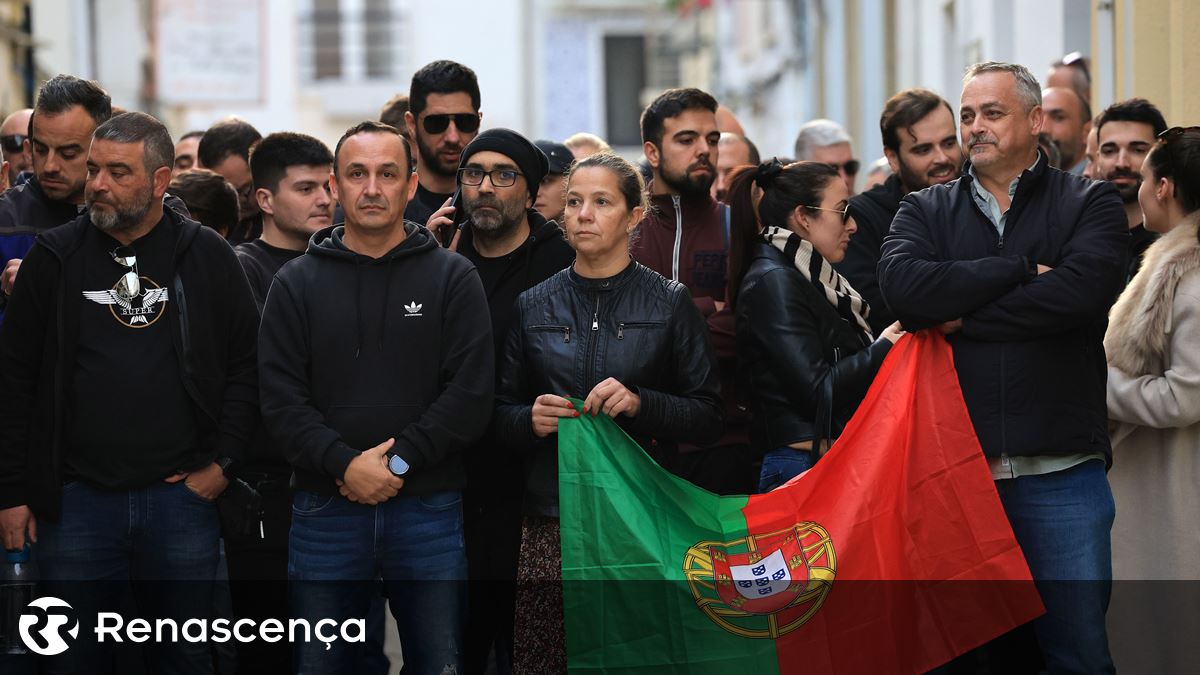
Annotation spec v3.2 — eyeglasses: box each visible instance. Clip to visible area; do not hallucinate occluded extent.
[421,113,480,135]
[0,134,26,154]
[804,204,851,223]
[110,246,141,300]
[458,167,523,188]
[829,160,860,176]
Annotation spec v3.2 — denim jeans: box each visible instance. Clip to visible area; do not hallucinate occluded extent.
[995,459,1115,674]
[288,490,467,675]
[35,480,220,675]
[757,447,817,493]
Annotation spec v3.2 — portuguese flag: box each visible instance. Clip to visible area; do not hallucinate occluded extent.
[558,331,1044,674]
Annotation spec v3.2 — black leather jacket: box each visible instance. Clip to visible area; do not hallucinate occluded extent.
[495,261,723,517]
[736,244,891,453]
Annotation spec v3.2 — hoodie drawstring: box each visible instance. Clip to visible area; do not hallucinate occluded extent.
[354,261,364,358]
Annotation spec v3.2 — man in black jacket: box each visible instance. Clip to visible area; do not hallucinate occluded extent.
[259,121,493,673]
[1093,98,1168,283]
[879,62,1127,674]
[428,128,573,675]
[0,112,259,672]
[403,60,482,233]
[836,88,961,334]
[0,75,111,324]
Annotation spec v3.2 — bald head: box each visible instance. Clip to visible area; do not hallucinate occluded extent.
[715,105,745,136]
[1040,87,1091,169]
[1,108,34,181]
[713,132,760,201]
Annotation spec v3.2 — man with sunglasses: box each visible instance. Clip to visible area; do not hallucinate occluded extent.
[0,112,259,672]
[879,61,1128,673]
[0,77,112,326]
[0,108,33,184]
[794,118,861,194]
[403,60,483,236]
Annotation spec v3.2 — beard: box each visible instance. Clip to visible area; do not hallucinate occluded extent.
[1105,168,1142,203]
[466,193,527,240]
[87,186,154,233]
[659,157,715,198]
[416,132,462,178]
[897,158,959,192]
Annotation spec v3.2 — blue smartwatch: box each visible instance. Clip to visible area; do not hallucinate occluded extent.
[387,452,410,477]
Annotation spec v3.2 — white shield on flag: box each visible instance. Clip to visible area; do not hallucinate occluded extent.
[729,548,791,601]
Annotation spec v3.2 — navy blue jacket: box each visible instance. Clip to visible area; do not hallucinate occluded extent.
[878,156,1128,462]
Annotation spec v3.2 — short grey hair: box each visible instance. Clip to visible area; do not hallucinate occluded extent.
[92,112,175,174]
[963,61,1042,112]
[793,119,853,160]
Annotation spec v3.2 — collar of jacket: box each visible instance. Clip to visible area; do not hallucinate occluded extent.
[566,257,640,292]
[36,201,201,264]
[458,208,560,255]
[958,148,1048,197]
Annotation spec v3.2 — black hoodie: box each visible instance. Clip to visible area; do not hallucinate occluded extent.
[258,221,494,496]
[836,174,906,334]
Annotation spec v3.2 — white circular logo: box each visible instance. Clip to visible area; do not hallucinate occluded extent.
[18,596,80,656]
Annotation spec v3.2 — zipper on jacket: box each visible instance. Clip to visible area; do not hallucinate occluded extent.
[616,320,665,340]
[584,292,603,386]
[671,195,682,281]
[999,344,1007,455]
[528,324,571,343]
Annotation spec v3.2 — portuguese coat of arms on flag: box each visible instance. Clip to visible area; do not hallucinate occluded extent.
[558,331,1044,674]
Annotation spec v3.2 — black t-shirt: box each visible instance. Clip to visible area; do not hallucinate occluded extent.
[404,183,453,244]
[66,219,200,488]
[234,238,304,310]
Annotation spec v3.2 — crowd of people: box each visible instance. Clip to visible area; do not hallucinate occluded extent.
[0,52,1196,675]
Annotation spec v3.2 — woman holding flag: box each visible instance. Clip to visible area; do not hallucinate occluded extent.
[494,152,723,672]
[727,160,903,493]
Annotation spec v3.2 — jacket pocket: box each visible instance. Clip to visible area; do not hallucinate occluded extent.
[527,324,572,343]
[325,403,423,453]
[615,320,666,340]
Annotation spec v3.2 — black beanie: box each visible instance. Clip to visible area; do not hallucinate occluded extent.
[458,128,549,202]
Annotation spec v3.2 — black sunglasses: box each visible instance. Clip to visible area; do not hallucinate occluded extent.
[421,113,480,135]
[830,160,861,176]
[110,246,141,300]
[0,134,26,154]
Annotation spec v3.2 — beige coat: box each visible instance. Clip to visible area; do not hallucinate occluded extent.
[1105,215,1200,580]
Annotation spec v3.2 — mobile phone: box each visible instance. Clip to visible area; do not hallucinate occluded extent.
[450,188,470,227]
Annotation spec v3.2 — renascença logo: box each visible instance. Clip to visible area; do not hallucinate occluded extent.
[14,596,364,654]
[18,597,80,655]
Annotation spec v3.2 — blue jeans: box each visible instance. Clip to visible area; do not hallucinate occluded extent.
[996,459,1115,674]
[289,490,467,675]
[757,447,817,493]
[35,480,220,675]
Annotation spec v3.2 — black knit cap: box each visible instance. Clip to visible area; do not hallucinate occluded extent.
[458,128,549,202]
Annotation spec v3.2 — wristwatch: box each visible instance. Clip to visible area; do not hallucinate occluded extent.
[386,452,410,477]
